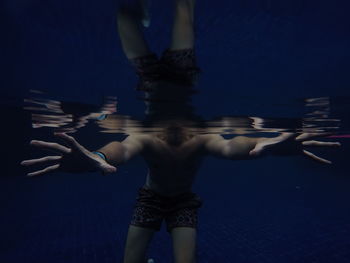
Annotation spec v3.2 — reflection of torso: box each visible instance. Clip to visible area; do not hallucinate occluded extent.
[142,136,205,196]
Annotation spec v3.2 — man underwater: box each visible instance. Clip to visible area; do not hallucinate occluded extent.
[21,0,341,262]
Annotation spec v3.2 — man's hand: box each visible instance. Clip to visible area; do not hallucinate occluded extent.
[21,133,117,176]
[249,133,341,164]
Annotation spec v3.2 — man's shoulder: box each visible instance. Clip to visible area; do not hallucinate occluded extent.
[122,134,154,148]
[127,133,154,142]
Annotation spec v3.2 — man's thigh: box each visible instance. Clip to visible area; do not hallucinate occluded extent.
[170,0,196,50]
[171,227,197,263]
[123,225,156,263]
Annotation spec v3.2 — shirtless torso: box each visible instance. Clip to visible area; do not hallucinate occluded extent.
[141,134,206,196]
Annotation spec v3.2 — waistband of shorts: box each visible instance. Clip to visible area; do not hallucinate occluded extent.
[139,186,194,199]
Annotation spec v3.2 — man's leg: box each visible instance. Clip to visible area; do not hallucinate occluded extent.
[117,1,152,59]
[171,227,197,263]
[170,0,196,50]
[123,225,156,263]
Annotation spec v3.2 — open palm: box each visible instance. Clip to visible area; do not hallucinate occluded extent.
[21,133,117,176]
[249,133,341,164]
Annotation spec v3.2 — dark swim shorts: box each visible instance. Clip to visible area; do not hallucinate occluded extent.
[129,48,201,91]
[130,187,203,232]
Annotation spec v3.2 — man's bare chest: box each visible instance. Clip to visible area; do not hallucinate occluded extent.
[142,137,203,171]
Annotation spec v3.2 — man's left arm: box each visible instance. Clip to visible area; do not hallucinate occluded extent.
[203,133,341,163]
[203,134,266,160]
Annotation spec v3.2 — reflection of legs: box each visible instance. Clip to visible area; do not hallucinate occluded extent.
[171,227,197,263]
[123,225,156,263]
[170,0,196,50]
[117,2,152,59]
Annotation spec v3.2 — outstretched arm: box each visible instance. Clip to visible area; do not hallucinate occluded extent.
[97,135,146,166]
[203,134,270,160]
[21,133,147,176]
[203,133,340,163]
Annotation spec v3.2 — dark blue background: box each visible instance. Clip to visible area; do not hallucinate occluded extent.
[1,0,350,262]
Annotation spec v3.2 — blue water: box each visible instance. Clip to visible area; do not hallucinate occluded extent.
[2,0,350,262]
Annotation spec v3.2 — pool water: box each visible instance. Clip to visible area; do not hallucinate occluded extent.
[2,0,350,262]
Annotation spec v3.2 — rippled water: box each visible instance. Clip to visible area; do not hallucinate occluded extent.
[22,91,348,136]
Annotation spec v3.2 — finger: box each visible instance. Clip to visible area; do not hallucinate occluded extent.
[100,164,117,175]
[27,164,60,177]
[21,156,62,166]
[302,140,341,147]
[296,133,332,141]
[54,133,81,149]
[30,140,71,154]
[249,144,264,156]
[303,150,332,164]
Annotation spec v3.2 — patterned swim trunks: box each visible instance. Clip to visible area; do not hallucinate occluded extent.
[129,48,201,91]
[130,187,203,232]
